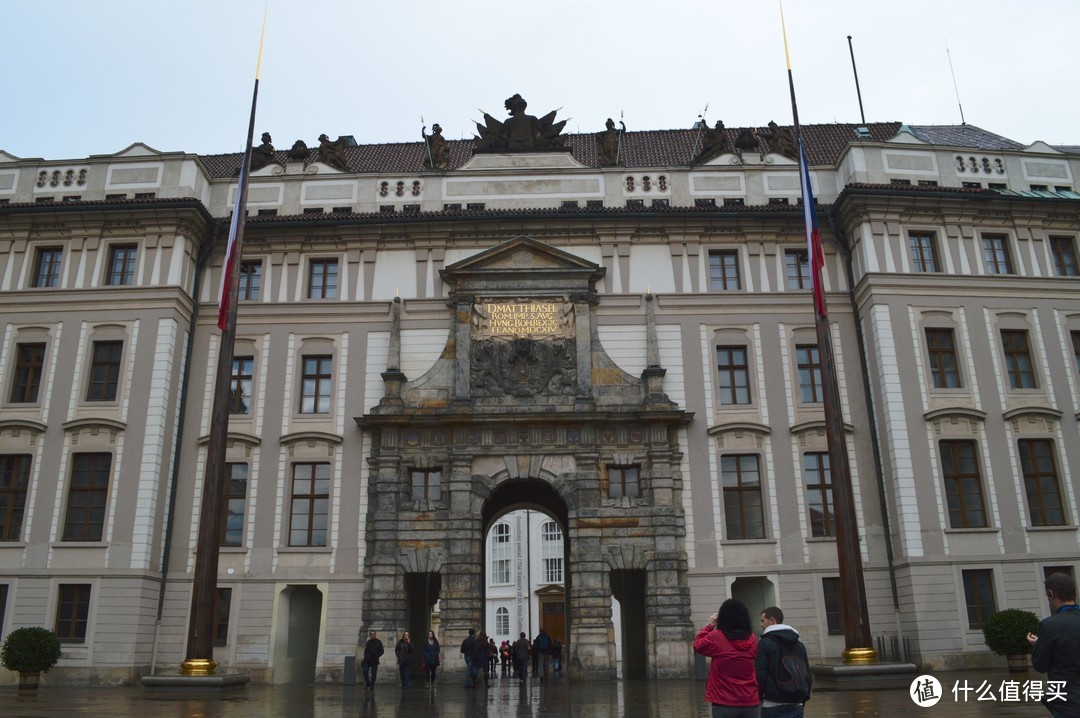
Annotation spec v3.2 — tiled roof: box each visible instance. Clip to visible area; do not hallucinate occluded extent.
[200,122,909,178]
[905,124,1025,151]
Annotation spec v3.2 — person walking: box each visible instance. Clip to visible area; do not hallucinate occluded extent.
[1028,572,1080,718]
[513,631,531,682]
[535,627,552,682]
[694,598,760,718]
[395,631,413,689]
[361,630,385,690]
[487,636,499,677]
[421,630,441,688]
[460,628,477,687]
[470,630,490,687]
[755,606,812,718]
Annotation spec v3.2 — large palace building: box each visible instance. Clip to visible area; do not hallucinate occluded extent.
[1,98,1078,684]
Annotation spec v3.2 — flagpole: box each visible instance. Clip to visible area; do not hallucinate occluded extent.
[781,3,876,665]
[181,14,265,677]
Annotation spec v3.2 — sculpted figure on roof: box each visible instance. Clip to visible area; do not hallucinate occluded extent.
[474,94,567,153]
[249,132,275,171]
[422,123,451,170]
[761,121,798,159]
[597,118,625,166]
[317,134,351,172]
[695,120,729,163]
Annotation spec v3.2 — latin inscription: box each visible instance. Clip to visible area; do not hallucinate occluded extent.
[472,299,574,339]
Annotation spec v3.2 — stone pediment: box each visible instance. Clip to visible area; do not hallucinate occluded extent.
[441,236,605,295]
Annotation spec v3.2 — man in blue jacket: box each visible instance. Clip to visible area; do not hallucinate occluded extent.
[1029,572,1080,718]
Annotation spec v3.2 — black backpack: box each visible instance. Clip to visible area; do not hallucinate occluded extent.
[765,634,811,703]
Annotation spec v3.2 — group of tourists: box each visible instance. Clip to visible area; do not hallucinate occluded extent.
[360,629,442,690]
[460,627,561,685]
[694,599,813,718]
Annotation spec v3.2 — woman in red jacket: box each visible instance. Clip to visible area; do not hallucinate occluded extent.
[694,598,760,717]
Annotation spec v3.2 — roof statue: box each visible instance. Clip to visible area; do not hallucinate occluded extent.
[761,121,797,160]
[597,118,625,166]
[317,134,351,172]
[422,123,451,170]
[695,120,729,164]
[249,132,276,171]
[474,94,567,153]
[287,139,310,161]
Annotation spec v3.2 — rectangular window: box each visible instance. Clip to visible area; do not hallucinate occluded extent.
[33,247,63,288]
[1044,566,1075,580]
[1050,237,1080,277]
[940,440,987,528]
[822,577,842,634]
[721,454,765,540]
[785,250,810,289]
[86,340,123,402]
[308,259,338,299]
[1019,439,1065,526]
[490,523,511,584]
[10,343,46,403]
[0,455,31,541]
[716,346,751,405]
[1001,330,1037,389]
[925,328,961,389]
[908,232,939,273]
[796,345,823,403]
[805,452,834,537]
[289,462,329,547]
[982,235,1013,274]
[608,464,640,499]
[63,453,111,541]
[229,356,254,415]
[410,468,442,503]
[106,245,138,285]
[300,355,332,414]
[1073,331,1080,376]
[214,588,232,646]
[542,521,563,583]
[221,463,248,547]
[961,569,996,629]
[708,250,741,291]
[239,260,262,300]
[55,584,92,643]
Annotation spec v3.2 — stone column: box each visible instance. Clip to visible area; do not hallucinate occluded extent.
[437,452,483,679]
[361,449,407,634]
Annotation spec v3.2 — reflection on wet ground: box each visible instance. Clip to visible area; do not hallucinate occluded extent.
[3,671,1051,718]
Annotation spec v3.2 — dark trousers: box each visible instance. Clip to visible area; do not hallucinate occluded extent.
[399,663,410,688]
[362,663,378,687]
[515,658,528,680]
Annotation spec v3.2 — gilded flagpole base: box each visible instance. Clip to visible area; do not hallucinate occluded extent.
[180,658,218,676]
[842,647,878,665]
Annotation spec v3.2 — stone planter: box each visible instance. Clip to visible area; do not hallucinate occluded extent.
[1006,655,1030,673]
[18,670,41,690]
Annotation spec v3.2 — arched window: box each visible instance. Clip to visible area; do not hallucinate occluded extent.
[490,522,511,584]
[541,521,563,583]
[495,607,510,635]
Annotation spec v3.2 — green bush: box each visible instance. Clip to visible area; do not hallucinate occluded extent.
[982,609,1040,656]
[1,627,63,674]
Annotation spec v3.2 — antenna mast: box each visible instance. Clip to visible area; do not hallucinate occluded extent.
[946,41,966,124]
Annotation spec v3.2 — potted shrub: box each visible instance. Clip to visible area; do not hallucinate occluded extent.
[982,609,1040,673]
[1,627,63,689]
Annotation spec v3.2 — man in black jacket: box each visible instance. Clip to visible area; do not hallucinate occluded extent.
[1029,572,1080,718]
[755,606,811,718]
[361,630,385,690]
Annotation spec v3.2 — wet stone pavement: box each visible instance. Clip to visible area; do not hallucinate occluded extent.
[2,670,1054,718]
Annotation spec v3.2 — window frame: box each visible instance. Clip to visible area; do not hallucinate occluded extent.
[821,577,842,635]
[220,462,249,547]
[105,244,138,286]
[307,258,339,300]
[1050,236,1080,277]
[229,356,254,415]
[238,260,262,301]
[795,344,823,404]
[86,340,124,402]
[62,452,112,542]
[940,440,988,529]
[0,454,31,542]
[925,328,962,389]
[981,234,1013,275]
[33,246,64,288]
[410,467,443,503]
[785,250,811,289]
[805,451,835,538]
[299,355,333,415]
[55,583,92,643]
[288,462,330,547]
[490,522,511,584]
[708,250,742,291]
[607,464,640,499]
[541,520,564,583]
[495,607,510,636]
[1001,329,1037,389]
[716,345,752,405]
[961,569,996,629]
[214,587,232,647]
[1019,439,1066,527]
[10,342,47,404]
[908,232,940,273]
[721,454,765,540]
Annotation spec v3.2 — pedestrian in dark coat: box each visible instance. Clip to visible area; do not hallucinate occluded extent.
[513,632,531,681]
[421,630,441,687]
[395,631,413,688]
[361,630,385,689]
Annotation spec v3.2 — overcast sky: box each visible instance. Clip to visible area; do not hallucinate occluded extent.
[4,0,1077,161]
